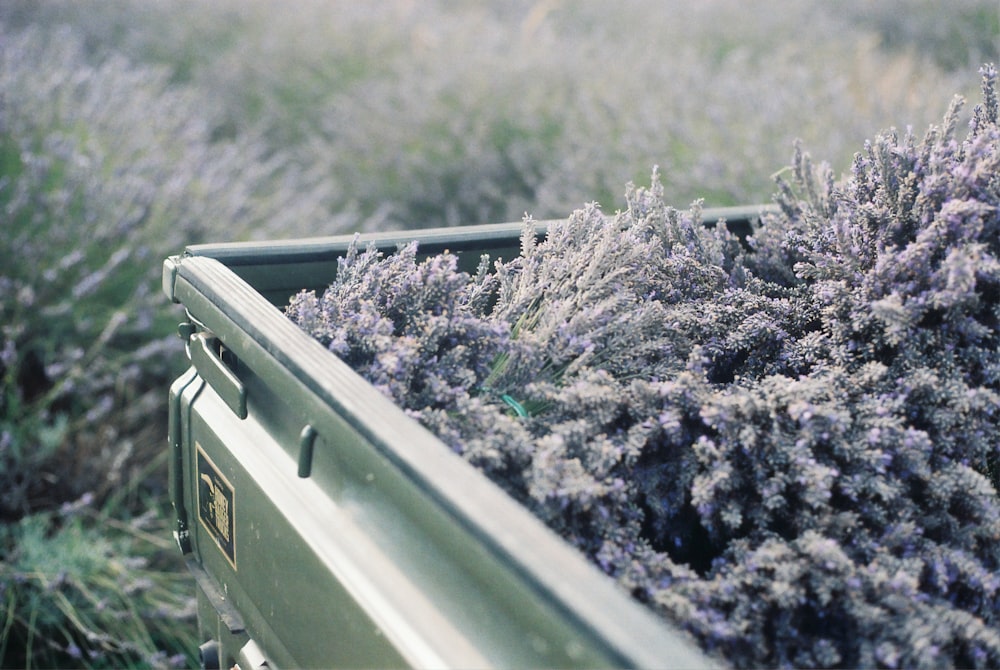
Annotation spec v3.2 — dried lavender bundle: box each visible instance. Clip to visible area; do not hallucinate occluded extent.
[287,66,1000,669]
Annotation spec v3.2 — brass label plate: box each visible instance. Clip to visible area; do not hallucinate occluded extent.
[196,442,237,570]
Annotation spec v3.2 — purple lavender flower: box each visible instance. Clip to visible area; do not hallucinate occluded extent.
[290,65,1000,670]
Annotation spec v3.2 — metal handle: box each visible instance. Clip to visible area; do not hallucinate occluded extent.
[190,332,248,419]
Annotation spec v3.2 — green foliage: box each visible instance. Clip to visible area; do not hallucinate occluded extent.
[0,498,198,669]
[842,0,999,72]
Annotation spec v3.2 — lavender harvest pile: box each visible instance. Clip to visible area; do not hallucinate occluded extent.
[287,67,1000,669]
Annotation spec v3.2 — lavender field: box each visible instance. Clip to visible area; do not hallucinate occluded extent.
[0,1,996,667]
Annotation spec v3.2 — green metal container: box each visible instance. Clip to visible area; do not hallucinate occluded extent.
[163,208,765,669]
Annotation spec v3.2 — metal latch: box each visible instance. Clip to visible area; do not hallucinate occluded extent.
[190,331,248,419]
